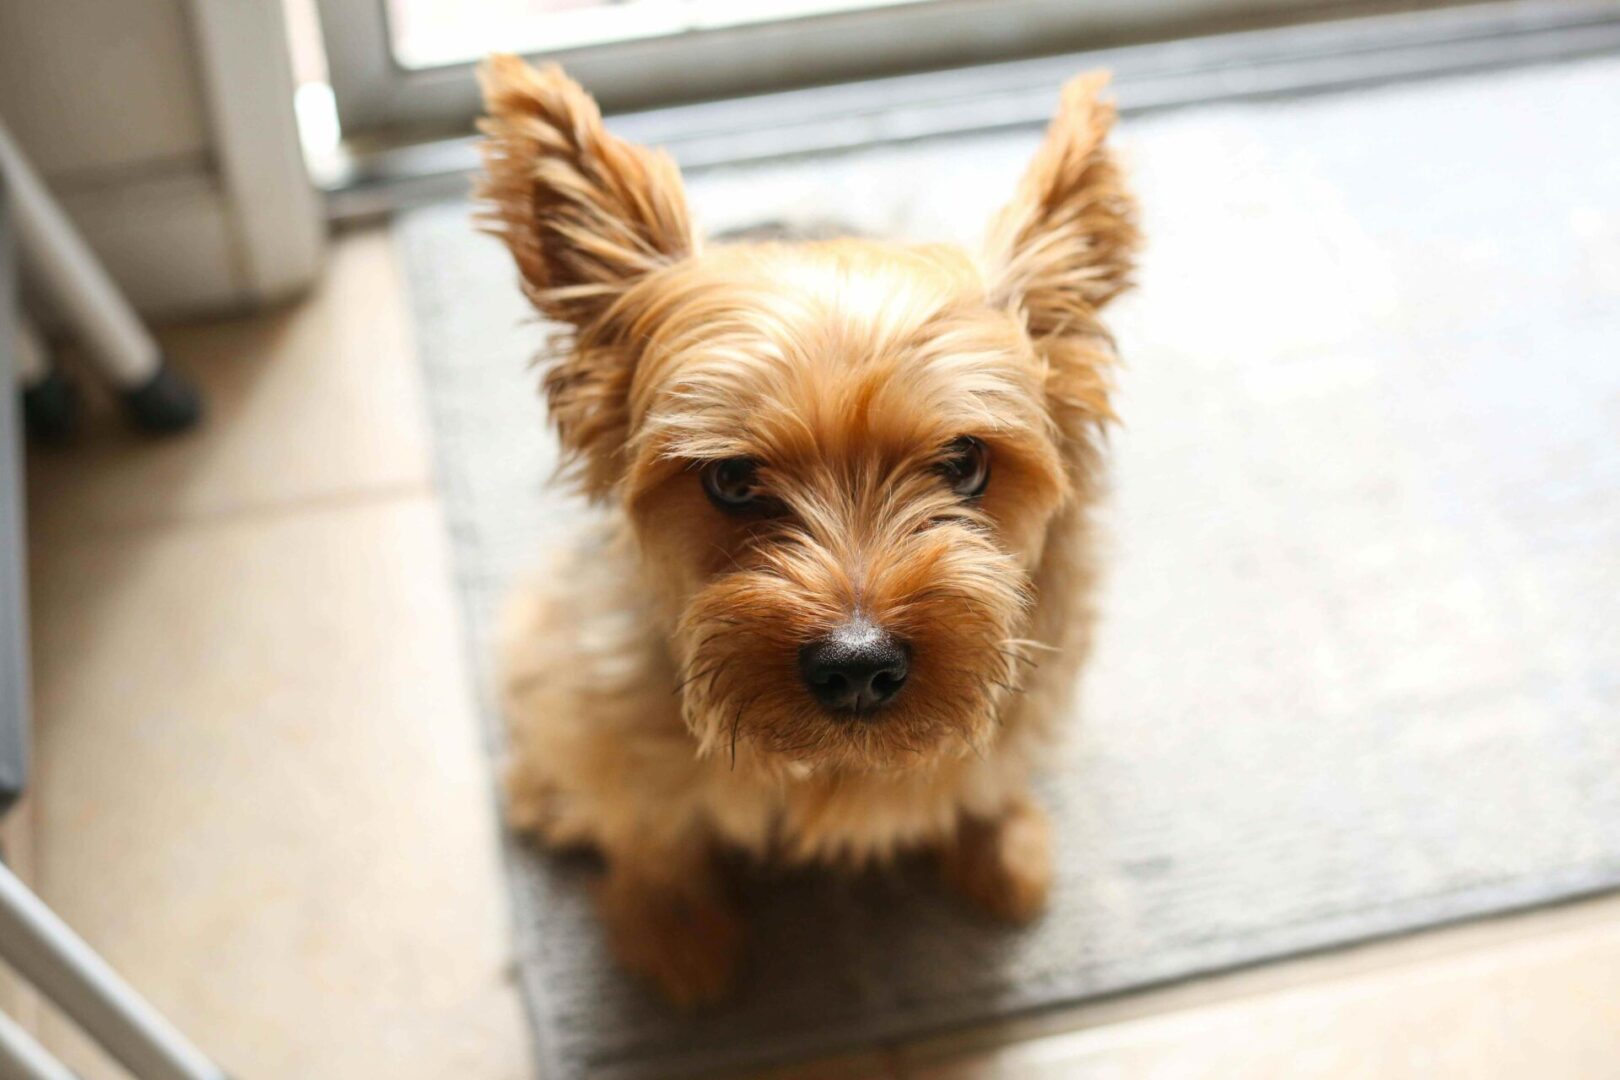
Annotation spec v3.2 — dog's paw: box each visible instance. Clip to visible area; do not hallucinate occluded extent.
[596,874,743,1007]
[502,757,600,853]
[940,798,1053,924]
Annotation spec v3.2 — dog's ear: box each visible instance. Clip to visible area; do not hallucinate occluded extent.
[477,55,694,496]
[983,72,1138,442]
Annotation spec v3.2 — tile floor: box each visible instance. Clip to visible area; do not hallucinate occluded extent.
[13,226,1620,1079]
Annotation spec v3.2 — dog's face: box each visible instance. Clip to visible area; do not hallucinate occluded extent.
[620,244,1067,770]
[479,57,1135,772]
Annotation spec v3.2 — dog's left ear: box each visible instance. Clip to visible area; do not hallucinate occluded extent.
[477,55,694,496]
[983,72,1138,443]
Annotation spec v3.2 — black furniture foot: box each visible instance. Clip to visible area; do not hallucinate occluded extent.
[21,367,81,444]
[121,356,203,434]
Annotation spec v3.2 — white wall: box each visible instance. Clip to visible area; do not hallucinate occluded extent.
[0,0,322,318]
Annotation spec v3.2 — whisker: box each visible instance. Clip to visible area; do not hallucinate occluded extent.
[1001,637,1060,654]
[673,664,721,696]
[689,629,735,655]
[708,543,751,577]
[955,728,987,762]
[728,691,765,770]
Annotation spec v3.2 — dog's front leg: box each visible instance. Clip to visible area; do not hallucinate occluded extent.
[939,795,1053,924]
[594,835,742,1007]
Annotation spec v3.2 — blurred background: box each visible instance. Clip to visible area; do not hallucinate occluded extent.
[2,1,1618,1078]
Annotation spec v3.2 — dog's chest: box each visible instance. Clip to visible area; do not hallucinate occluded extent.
[701,754,1021,864]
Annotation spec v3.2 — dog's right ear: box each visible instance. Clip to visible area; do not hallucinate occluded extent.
[477,55,694,496]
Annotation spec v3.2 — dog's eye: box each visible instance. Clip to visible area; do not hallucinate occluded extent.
[702,457,763,510]
[939,436,990,499]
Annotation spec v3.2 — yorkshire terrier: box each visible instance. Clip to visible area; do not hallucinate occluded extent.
[478,54,1137,1005]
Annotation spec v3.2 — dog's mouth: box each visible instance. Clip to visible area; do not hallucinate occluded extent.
[672,523,1032,770]
[675,621,1020,772]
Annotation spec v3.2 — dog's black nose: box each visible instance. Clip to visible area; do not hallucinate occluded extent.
[799,621,909,714]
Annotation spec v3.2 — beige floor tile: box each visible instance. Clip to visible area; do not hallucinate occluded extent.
[26,228,431,540]
[26,496,529,1080]
[904,901,1620,1080]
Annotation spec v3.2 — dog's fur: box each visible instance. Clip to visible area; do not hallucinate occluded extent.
[477,54,1137,1005]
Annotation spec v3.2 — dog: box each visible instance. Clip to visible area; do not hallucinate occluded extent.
[477,54,1137,1005]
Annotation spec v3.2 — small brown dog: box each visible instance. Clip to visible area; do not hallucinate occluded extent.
[478,54,1136,1005]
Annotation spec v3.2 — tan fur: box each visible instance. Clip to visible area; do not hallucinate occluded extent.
[480,56,1139,1005]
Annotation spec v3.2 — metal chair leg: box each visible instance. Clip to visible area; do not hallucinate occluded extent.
[0,118,200,433]
[0,1008,77,1080]
[0,861,228,1080]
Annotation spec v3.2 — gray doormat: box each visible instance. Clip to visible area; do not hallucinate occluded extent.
[396,56,1620,1080]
